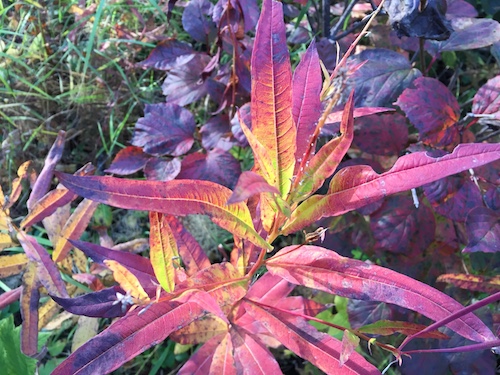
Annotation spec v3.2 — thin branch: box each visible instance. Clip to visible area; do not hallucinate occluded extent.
[330,0,359,38]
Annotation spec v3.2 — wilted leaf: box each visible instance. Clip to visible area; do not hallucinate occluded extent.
[57,174,271,251]
[0,253,28,278]
[395,77,460,147]
[346,48,421,107]
[462,207,500,253]
[177,148,241,189]
[20,261,40,357]
[283,143,500,234]
[266,245,496,343]
[132,103,196,156]
[251,0,296,197]
[72,316,99,352]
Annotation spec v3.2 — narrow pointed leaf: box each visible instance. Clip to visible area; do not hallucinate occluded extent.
[149,212,177,292]
[56,173,271,251]
[210,332,236,375]
[228,171,280,204]
[266,245,496,343]
[20,262,40,357]
[0,253,28,278]
[293,91,355,201]
[178,334,223,374]
[52,300,210,375]
[0,287,21,310]
[357,320,449,339]
[53,198,99,262]
[283,143,500,233]
[163,215,210,275]
[27,130,65,210]
[251,0,296,197]
[293,40,322,169]
[104,260,149,302]
[436,274,500,293]
[243,300,379,375]
[21,189,75,229]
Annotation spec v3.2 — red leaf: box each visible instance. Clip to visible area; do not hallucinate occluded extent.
[52,300,209,375]
[463,207,500,253]
[266,245,496,343]
[105,146,150,175]
[132,103,195,156]
[395,77,460,147]
[230,325,281,374]
[242,300,380,374]
[57,173,271,251]
[251,0,296,197]
[228,171,280,204]
[282,143,500,234]
[178,334,223,374]
[177,148,241,189]
[164,215,210,275]
[293,40,322,168]
[210,332,236,375]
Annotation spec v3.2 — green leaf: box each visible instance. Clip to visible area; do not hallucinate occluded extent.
[0,315,37,374]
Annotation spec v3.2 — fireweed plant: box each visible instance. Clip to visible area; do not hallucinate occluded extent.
[1,0,500,374]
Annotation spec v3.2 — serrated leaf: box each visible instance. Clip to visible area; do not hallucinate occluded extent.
[149,212,177,293]
[282,143,500,234]
[0,315,37,374]
[266,245,496,343]
[242,300,379,375]
[57,173,271,251]
[358,320,449,339]
[251,0,296,197]
[52,300,211,375]
[395,77,460,147]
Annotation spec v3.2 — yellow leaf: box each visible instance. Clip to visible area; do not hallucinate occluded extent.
[104,259,149,302]
[149,212,177,293]
[0,253,28,277]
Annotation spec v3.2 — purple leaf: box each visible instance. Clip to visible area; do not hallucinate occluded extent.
[353,113,409,155]
[105,146,151,175]
[132,103,195,156]
[144,157,181,181]
[395,77,460,147]
[182,0,216,44]
[347,48,421,107]
[472,75,500,121]
[200,115,234,151]
[228,171,280,204]
[137,40,195,70]
[463,207,500,253]
[51,286,126,318]
[177,148,241,189]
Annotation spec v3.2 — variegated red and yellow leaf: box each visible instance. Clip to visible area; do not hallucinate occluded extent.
[104,260,149,303]
[149,212,177,293]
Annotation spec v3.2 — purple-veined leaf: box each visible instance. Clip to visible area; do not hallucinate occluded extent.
[57,174,271,251]
[27,130,65,210]
[182,0,216,44]
[251,0,296,197]
[463,207,500,253]
[105,146,150,175]
[132,103,195,156]
[346,48,421,107]
[228,171,280,204]
[292,39,322,169]
[51,286,126,318]
[242,300,380,375]
[177,148,241,189]
[353,113,409,156]
[395,77,460,147]
[282,143,500,234]
[52,300,210,375]
[266,245,496,343]
[137,40,195,70]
